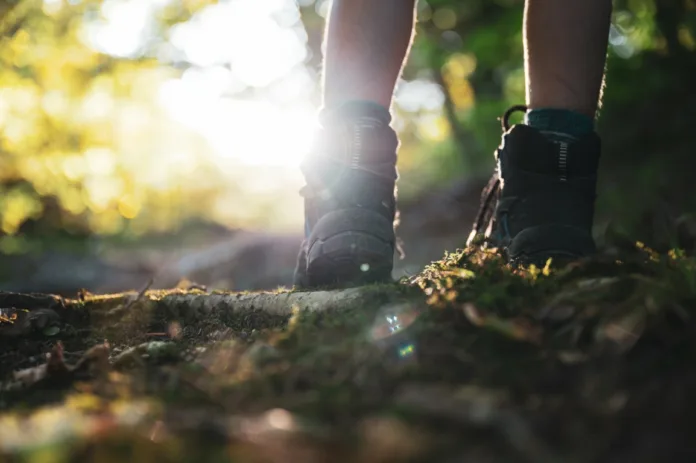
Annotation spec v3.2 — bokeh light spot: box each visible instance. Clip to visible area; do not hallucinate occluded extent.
[432,8,457,30]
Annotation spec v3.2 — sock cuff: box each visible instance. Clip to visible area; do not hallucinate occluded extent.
[525,108,594,139]
[319,100,392,127]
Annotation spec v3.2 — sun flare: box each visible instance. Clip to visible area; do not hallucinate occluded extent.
[159,79,318,168]
[151,0,318,168]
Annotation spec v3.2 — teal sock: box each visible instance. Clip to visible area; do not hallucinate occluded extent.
[525,108,594,141]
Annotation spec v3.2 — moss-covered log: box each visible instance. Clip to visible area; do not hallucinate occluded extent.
[0,284,420,339]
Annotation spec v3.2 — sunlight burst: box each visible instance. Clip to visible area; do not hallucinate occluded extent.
[159,81,317,168]
[89,0,318,168]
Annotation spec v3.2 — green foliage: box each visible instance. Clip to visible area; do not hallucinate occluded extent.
[1,0,696,249]
[0,0,221,242]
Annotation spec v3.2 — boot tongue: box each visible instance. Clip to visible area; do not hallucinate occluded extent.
[304,101,398,184]
[300,102,397,219]
[500,125,600,180]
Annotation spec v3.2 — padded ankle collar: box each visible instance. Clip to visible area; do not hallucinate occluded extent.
[498,125,601,179]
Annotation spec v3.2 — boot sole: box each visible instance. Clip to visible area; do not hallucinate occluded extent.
[508,224,595,268]
[511,250,582,268]
[303,208,395,287]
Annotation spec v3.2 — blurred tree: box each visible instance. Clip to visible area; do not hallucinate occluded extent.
[0,0,225,252]
[1,0,695,256]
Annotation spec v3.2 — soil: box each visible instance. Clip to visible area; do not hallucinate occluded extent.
[2,245,696,462]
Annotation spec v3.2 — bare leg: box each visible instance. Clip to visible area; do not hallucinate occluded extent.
[470,1,610,263]
[524,0,612,118]
[323,0,417,109]
[295,1,415,287]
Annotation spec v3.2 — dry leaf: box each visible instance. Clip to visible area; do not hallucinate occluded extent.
[596,310,646,353]
[463,304,542,344]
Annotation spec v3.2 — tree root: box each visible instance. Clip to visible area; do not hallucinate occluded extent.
[1,285,416,339]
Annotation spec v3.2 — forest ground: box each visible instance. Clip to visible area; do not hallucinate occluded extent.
[2,244,696,463]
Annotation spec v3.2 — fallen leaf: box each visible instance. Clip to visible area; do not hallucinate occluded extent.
[462,303,484,326]
[596,310,646,353]
[463,304,542,344]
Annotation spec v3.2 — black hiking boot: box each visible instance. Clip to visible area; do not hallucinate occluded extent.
[293,102,398,288]
[467,105,601,267]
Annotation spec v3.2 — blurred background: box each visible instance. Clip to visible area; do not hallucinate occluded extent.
[1,0,695,294]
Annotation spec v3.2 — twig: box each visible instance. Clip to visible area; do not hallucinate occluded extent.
[123,279,154,311]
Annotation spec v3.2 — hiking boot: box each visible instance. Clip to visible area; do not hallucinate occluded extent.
[467,105,600,266]
[293,102,398,288]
